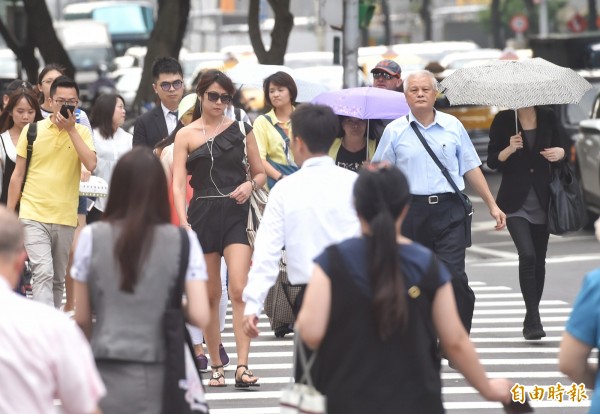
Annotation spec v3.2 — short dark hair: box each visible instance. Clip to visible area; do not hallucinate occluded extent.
[90,94,125,139]
[151,57,183,81]
[290,104,338,154]
[195,69,235,103]
[263,71,298,107]
[49,76,79,98]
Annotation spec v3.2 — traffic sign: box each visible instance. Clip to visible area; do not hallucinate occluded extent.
[510,14,529,33]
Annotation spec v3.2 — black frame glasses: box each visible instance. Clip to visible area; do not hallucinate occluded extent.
[373,72,397,80]
[53,98,79,106]
[206,92,233,104]
[158,80,184,91]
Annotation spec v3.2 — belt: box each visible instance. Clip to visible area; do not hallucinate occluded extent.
[411,192,456,204]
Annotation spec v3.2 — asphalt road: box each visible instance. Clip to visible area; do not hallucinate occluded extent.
[205,171,598,413]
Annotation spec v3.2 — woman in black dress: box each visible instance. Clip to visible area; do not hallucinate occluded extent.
[173,70,266,387]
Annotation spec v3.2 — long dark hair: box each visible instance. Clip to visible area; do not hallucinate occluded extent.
[90,94,125,139]
[0,89,43,133]
[103,147,170,293]
[353,165,412,340]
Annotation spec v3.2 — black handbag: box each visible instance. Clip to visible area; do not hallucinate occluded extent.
[547,161,586,235]
[162,228,209,414]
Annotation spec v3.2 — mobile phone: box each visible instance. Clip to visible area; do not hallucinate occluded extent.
[60,104,76,118]
[503,398,533,414]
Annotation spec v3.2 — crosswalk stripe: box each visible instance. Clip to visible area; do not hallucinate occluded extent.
[470,336,562,343]
[474,308,571,315]
[470,286,512,291]
[471,316,568,323]
[474,300,567,306]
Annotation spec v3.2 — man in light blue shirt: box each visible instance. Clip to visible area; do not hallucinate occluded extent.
[373,70,506,336]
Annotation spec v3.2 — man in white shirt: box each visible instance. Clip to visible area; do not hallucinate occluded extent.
[0,206,105,414]
[242,104,360,337]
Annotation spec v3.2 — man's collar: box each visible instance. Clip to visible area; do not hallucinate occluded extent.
[160,102,178,115]
[407,108,451,129]
[0,276,11,292]
[301,155,334,169]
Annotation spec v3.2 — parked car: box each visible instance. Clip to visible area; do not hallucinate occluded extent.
[0,48,19,93]
[575,85,600,222]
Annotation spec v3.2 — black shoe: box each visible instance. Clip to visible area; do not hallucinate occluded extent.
[274,325,293,338]
[523,313,546,340]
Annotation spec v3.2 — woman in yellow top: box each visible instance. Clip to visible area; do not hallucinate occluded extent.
[328,116,376,172]
[252,71,299,188]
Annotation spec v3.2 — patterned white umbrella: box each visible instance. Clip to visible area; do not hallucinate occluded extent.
[440,58,592,131]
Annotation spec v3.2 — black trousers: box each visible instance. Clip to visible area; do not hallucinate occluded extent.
[402,196,475,333]
[506,217,549,318]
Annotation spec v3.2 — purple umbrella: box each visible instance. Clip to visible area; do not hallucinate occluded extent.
[311,86,409,120]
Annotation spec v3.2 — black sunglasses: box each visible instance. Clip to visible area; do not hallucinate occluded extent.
[159,80,184,91]
[373,72,397,80]
[206,92,233,104]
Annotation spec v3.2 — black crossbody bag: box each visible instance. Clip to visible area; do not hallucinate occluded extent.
[409,120,474,247]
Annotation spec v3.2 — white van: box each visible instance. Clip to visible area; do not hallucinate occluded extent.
[54,20,116,108]
[63,1,154,56]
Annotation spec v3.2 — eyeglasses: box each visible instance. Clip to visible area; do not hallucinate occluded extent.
[206,92,233,104]
[373,72,397,80]
[53,98,79,106]
[158,80,184,91]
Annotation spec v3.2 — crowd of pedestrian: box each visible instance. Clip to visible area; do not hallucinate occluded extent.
[0,53,597,414]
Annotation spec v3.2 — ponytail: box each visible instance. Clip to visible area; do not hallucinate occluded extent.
[354,165,411,340]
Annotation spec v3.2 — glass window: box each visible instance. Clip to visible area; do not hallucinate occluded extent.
[93,5,152,35]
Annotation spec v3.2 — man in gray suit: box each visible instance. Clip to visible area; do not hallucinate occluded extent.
[133,57,185,148]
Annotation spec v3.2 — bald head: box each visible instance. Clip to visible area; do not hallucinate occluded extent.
[0,206,23,255]
[0,207,25,288]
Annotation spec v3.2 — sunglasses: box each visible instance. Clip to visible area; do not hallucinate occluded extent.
[206,92,233,104]
[373,72,397,80]
[158,80,184,91]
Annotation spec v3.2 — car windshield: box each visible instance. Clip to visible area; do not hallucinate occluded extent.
[92,5,153,35]
[67,48,112,70]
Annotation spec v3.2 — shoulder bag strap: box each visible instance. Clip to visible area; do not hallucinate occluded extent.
[408,117,472,215]
[170,227,190,310]
[263,114,291,153]
[23,122,38,191]
[0,132,7,173]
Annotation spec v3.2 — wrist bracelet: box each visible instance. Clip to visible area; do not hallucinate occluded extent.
[249,179,257,191]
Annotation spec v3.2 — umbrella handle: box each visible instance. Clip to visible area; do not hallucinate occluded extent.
[514,109,518,134]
